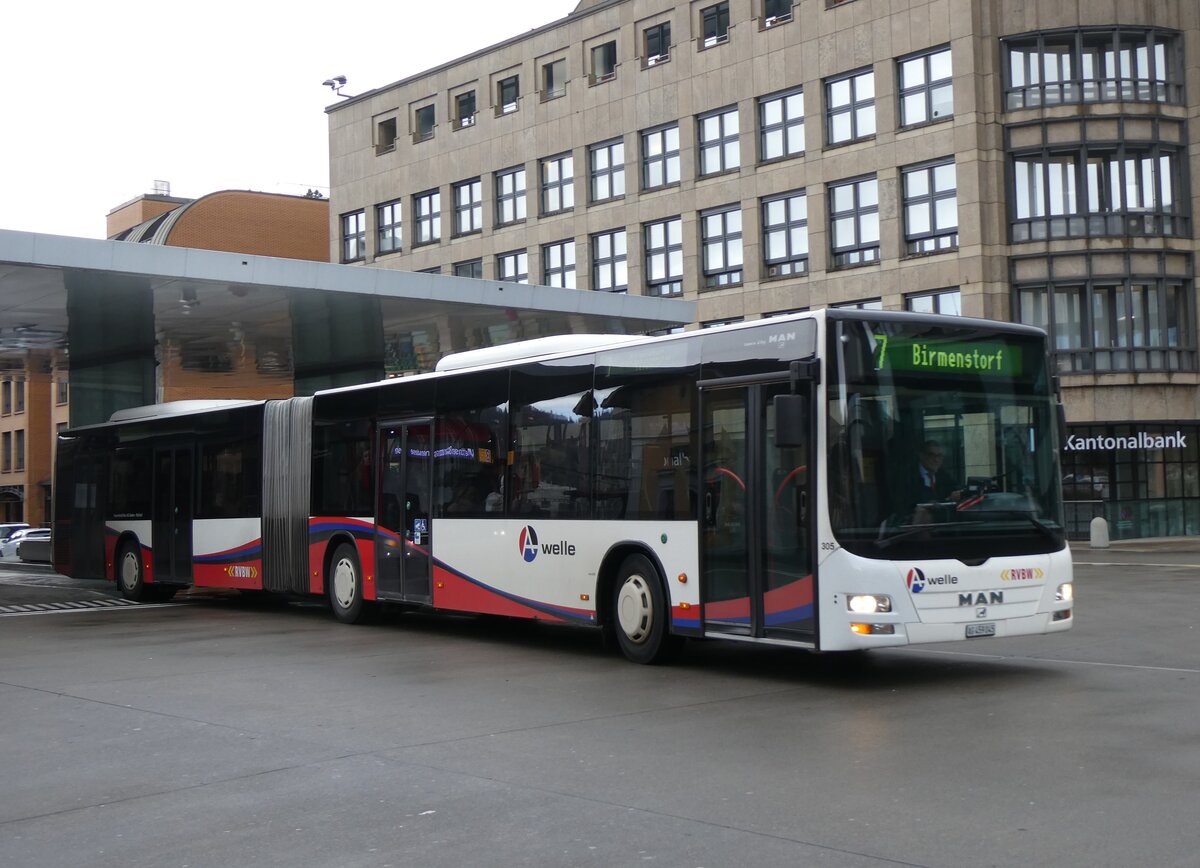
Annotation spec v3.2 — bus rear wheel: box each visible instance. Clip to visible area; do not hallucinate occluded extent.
[328,542,366,624]
[116,541,148,602]
[611,553,681,665]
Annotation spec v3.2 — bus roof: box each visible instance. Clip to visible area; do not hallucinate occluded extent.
[435,334,641,372]
[107,399,265,423]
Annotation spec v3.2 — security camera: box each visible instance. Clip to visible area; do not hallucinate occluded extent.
[322,75,352,97]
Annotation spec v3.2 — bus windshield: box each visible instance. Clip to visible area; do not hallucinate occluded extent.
[827,317,1064,560]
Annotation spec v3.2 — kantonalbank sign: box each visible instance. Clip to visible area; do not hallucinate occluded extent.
[874,335,1022,378]
[1066,431,1188,451]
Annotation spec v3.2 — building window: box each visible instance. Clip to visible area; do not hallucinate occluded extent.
[828,175,879,267]
[899,46,953,127]
[376,200,402,255]
[495,166,527,225]
[906,287,961,315]
[56,379,68,405]
[644,22,671,66]
[591,229,628,293]
[453,178,483,236]
[542,240,576,288]
[591,40,617,84]
[413,190,441,245]
[703,318,744,329]
[12,381,20,414]
[644,217,684,297]
[497,75,520,115]
[413,104,435,142]
[701,206,743,288]
[589,139,625,203]
[14,430,23,471]
[832,298,884,310]
[758,87,804,162]
[1,381,9,415]
[642,124,680,190]
[540,153,574,215]
[497,250,529,284]
[701,3,730,47]
[1004,28,1183,110]
[1016,273,1194,373]
[761,190,808,277]
[825,68,875,145]
[762,0,792,27]
[340,210,365,262]
[903,158,958,254]
[698,106,740,176]
[455,91,477,129]
[454,259,482,279]
[543,59,567,100]
[2,432,9,472]
[375,116,398,155]
[1010,141,1186,241]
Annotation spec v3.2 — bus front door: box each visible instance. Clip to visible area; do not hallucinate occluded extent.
[152,446,193,584]
[376,422,433,603]
[700,380,814,641]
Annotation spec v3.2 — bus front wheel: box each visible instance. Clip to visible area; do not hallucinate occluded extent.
[611,554,681,665]
[328,543,366,624]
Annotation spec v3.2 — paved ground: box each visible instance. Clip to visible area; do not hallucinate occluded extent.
[1,549,1197,868]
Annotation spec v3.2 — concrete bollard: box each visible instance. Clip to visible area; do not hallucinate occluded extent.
[1089,516,1110,548]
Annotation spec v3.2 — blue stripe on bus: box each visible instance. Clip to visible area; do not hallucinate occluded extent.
[433,558,596,625]
[764,604,814,626]
[193,541,263,564]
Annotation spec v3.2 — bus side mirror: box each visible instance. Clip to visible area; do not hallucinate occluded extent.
[774,394,806,448]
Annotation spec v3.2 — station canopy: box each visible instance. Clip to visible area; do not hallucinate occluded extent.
[0,229,694,427]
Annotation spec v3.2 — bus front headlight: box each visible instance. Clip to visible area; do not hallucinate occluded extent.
[848,594,892,614]
[1056,583,1073,603]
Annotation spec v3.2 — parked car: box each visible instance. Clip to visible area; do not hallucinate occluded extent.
[0,523,30,544]
[0,527,48,559]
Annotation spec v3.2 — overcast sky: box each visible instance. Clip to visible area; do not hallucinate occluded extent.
[0,0,574,240]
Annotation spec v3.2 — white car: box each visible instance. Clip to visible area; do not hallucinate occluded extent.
[0,527,49,559]
[0,523,30,544]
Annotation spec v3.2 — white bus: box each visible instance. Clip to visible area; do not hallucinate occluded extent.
[54,310,1073,663]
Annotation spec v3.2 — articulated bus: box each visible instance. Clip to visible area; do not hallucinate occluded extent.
[53,310,1073,663]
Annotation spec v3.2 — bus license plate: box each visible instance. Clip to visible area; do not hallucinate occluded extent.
[966,623,996,638]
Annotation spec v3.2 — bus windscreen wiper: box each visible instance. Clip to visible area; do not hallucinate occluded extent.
[872,520,985,550]
[970,509,1062,544]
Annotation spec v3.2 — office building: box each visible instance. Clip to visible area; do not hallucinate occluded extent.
[324,0,1198,538]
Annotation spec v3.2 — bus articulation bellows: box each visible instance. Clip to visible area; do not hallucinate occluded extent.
[54,310,1073,663]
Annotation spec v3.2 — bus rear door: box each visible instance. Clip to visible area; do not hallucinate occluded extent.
[152,446,194,584]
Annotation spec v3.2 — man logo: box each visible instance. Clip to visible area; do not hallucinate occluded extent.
[519,526,539,563]
[906,567,926,593]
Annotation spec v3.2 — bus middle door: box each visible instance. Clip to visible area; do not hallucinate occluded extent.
[376,421,433,603]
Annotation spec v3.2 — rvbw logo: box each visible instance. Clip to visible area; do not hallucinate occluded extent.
[519,526,539,563]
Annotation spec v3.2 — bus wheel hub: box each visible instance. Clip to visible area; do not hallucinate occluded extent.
[617,574,653,643]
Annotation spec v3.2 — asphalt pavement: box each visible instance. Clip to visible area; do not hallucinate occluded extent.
[1,547,1198,867]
